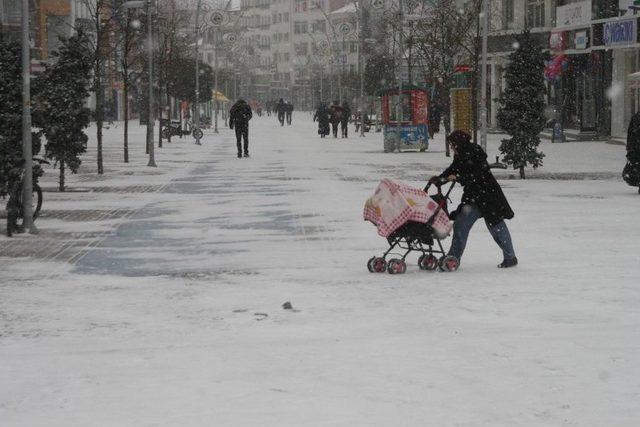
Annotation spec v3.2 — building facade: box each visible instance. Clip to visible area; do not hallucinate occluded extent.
[487,0,640,139]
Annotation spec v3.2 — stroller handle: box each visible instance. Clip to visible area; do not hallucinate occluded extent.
[424,178,455,196]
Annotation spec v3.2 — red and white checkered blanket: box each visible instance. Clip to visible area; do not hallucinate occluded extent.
[363,179,452,238]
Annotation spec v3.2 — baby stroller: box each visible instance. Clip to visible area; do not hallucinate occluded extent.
[363,178,457,274]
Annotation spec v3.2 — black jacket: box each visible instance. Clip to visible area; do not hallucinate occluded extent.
[627,112,640,163]
[441,142,514,227]
[341,104,351,124]
[314,105,330,134]
[229,100,252,129]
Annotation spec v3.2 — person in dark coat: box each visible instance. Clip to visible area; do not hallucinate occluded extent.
[275,98,286,126]
[428,102,442,138]
[623,111,640,193]
[229,98,253,158]
[313,103,330,138]
[340,101,351,138]
[285,101,294,125]
[329,101,343,138]
[430,130,517,269]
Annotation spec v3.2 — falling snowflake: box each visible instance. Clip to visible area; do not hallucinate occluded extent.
[606,83,623,100]
[512,41,520,50]
[131,19,141,29]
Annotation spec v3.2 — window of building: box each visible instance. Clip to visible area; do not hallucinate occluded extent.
[312,20,326,33]
[526,0,545,29]
[592,0,620,19]
[294,21,308,34]
[294,0,308,12]
[502,0,514,29]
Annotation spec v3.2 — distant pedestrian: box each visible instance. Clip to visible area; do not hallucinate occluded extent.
[430,130,517,270]
[329,101,343,138]
[623,111,640,194]
[275,98,286,126]
[428,102,442,138]
[313,102,330,138]
[341,101,351,138]
[229,98,253,158]
[285,101,294,125]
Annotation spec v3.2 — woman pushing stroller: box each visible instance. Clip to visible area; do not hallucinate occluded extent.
[430,130,517,270]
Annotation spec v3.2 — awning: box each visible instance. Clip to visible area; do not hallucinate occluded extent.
[212,90,229,102]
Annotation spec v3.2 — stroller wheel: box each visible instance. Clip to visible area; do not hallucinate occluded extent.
[439,255,459,272]
[387,258,406,274]
[368,257,387,273]
[418,254,439,271]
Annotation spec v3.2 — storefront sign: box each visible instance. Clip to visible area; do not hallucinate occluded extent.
[556,1,592,27]
[603,19,637,47]
[549,31,567,51]
[575,31,588,49]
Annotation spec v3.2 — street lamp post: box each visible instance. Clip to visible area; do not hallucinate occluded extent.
[194,0,202,145]
[395,0,404,152]
[359,4,365,137]
[123,0,155,166]
[479,0,489,152]
[21,0,36,234]
[146,0,156,166]
[214,40,219,133]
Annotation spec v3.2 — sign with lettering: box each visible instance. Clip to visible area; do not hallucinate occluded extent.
[556,1,591,27]
[603,19,637,46]
[574,30,588,49]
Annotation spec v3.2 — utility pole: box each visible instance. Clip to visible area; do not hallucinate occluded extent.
[194,0,202,145]
[479,0,489,152]
[21,0,36,234]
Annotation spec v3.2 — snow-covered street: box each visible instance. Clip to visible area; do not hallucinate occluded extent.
[1,114,639,426]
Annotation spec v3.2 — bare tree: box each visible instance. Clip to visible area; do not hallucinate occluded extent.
[409,0,481,156]
[111,3,144,162]
[76,0,115,174]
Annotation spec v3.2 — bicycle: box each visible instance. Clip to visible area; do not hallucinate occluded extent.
[5,157,48,237]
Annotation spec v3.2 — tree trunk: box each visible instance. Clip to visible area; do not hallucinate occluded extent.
[124,79,129,163]
[158,80,163,149]
[59,160,65,192]
[519,165,525,179]
[96,63,104,174]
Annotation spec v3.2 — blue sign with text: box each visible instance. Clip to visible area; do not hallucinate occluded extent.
[603,19,637,46]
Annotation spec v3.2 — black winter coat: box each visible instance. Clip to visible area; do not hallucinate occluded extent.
[440,142,514,227]
[229,100,252,130]
[341,105,351,124]
[314,106,330,134]
[623,112,640,186]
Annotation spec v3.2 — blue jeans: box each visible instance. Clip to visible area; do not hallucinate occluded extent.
[448,204,516,262]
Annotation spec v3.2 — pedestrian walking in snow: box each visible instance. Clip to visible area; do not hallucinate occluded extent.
[623,111,640,194]
[341,101,351,138]
[329,101,343,138]
[285,101,294,125]
[430,130,517,269]
[428,102,442,138]
[275,98,286,126]
[229,98,253,158]
[313,103,330,138]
